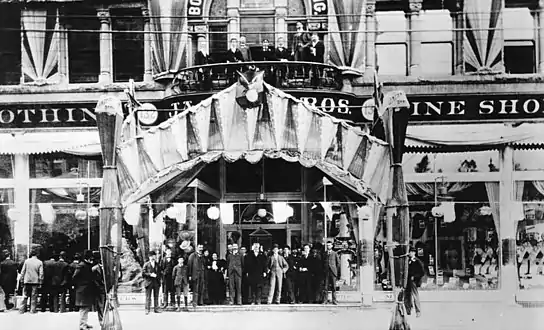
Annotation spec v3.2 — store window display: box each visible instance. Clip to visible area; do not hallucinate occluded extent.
[374,182,500,291]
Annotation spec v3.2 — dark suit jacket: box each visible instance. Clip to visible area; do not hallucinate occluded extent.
[307,41,325,63]
[227,253,243,276]
[284,255,297,278]
[0,258,18,294]
[43,259,56,287]
[296,254,314,275]
[160,257,175,280]
[257,47,276,61]
[244,252,267,284]
[275,47,290,61]
[92,263,105,295]
[72,261,95,307]
[187,252,206,280]
[225,49,244,63]
[324,250,341,278]
[142,260,162,288]
[195,51,212,66]
[52,259,69,287]
[408,257,425,287]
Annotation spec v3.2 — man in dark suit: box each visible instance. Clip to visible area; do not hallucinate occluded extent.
[91,251,105,324]
[187,244,206,307]
[307,33,325,87]
[322,241,341,305]
[405,247,425,317]
[142,250,162,315]
[52,251,69,313]
[41,254,56,312]
[194,37,213,90]
[225,38,244,85]
[0,250,18,310]
[296,244,313,303]
[227,243,243,305]
[311,246,324,303]
[282,246,297,304]
[160,247,176,309]
[72,250,95,329]
[274,37,290,86]
[244,242,267,305]
[68,253,80,312]
[257,39,277,85]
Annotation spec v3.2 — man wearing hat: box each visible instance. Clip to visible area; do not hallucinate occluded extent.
[187,244,206,307]
[405,246,424,317]
[142,250,162,315]
[322,241,341,305]
[266,244,288,304]
[227,244,243,305]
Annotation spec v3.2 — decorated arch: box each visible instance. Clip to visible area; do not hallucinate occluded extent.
[114,76,391,208]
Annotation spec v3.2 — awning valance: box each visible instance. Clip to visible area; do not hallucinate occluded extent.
[0,130,100,155]
[116,82,391,207]
[406,123,544,151]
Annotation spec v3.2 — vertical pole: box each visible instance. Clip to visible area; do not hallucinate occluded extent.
[536,2,544,73]
[142,8,153,82]
[97,8,112,84]
[450,0,464,75]
[406,0,423,76]
[194,186,198,248]
[365,1,377,77]
[13,154,30,261]
[227,0,240,44]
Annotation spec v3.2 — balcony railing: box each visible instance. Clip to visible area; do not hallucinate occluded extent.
[167,61,344,95]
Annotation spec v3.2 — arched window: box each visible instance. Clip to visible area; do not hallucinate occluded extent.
[209,0,228,62]
[287,0,307,50]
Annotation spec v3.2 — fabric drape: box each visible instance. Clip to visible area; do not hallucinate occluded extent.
[116,83,390,207]
[463,0,504,73]
[327,0,366,73]
[149,0,189,78]
[405,182,472,197]
[515,181,525,201]
[21,9,60,85]
[532,181,544,197]
[484,182,500,235]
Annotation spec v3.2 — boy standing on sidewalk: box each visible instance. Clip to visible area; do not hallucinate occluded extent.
[172,256,189,311]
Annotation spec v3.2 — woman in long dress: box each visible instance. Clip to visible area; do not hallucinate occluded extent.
[207,253,226,305]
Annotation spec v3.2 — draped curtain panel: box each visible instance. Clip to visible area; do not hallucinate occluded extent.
[484,182,500,235]
[405,182,472,197]
[116,83,391,207]
[327,0,366,72]
[149,0,188,78]
[21,9,60,84]
[463,0,504,73]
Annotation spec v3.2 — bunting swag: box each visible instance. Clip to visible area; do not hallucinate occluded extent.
[116,83,391,207]
[463,0,504,73]
[21,9,60,84]
[327,0,366,73]
[149,0,188,78]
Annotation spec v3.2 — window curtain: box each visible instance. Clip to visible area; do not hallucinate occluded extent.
[463,0,504,73]
[327,0,366,73]
[532,181,544,197]
[21,9,60,85]
[484,182,500,235]
[149,0,189,78]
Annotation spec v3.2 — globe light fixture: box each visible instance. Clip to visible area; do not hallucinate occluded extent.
[124,203,141,226]
[88,206,99,218]
[207,206,220,220]
[432,205,444,218]
[75,209,87,221]
[257,208,267,218]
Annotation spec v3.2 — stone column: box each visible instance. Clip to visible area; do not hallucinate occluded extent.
[499,145,518,304]
[449,0,464,75]
[365,1,377,77]
[13,154,30,263]
[227,0,240,45]
[142,8,153,82]
[406,0,422,76]
[535,1,544,73]
[275,2,288,44]
[360,203,377,307]
[97,8,112,84]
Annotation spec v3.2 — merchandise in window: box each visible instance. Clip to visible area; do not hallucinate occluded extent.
[29,153,103,179]
[0,155,14,178]
[0,189,15,256]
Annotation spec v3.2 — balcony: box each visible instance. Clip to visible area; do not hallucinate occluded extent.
[166,61,344,97]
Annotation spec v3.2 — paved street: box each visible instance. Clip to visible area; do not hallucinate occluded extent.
[1,302,543,330]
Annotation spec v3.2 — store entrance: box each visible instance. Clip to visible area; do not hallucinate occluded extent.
[241,227,286,252]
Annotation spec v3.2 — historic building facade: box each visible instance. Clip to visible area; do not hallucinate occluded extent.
[1,0,544,304]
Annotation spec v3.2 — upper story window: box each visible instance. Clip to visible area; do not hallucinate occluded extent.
[65,5,100,83]
[0,4,22,85]
[111,8,144,82]
[376,11,407,76]
[208,0,228,63]
[419,10,453,76]
[30,152,103,179]
[503,8,535,74]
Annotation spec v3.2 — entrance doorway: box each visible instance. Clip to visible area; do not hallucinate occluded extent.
[242,227,286,252]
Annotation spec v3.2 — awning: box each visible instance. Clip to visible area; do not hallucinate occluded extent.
[405,123,544,152]
[116,81,392,207]
[0,130,101,155]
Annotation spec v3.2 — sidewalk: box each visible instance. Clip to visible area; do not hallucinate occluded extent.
[0,302,542,330]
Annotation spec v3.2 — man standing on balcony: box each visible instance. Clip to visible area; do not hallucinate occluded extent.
[195,37,213,90]
[226,38,244,84]
[266,244,288,304]
[291,22,311,61]
[307,33,325,87]
[275,37,290,85]
[257,39,276,85]
[239,36,253,62]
